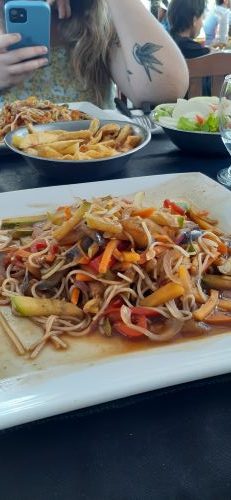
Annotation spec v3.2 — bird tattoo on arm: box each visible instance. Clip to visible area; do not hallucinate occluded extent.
[133,43,163,80]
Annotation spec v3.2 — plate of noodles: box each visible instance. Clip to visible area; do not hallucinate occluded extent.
[0,97,95,153]
[0,172,231,429]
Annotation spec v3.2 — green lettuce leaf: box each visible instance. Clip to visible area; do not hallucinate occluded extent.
[177,117,198,131]
[177,113,219,133]
[153,106,173,122]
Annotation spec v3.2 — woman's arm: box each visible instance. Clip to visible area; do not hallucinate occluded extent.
[107,0,189,106]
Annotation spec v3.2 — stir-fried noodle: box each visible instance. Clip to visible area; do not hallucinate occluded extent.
[0,194,231,358]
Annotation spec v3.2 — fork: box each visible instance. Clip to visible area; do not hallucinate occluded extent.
[130,109,154,130]
[114,98,154,131]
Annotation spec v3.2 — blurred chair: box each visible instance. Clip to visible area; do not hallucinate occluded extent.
[186,52,231,97]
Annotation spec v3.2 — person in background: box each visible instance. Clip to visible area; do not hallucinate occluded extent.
[204,0,230,46]
[158,0,170,31]
[150,0,158,17]
[168,0,210,58]
[0,0,188,107]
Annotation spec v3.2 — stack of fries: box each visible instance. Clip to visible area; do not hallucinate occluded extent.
[12,119,142,161]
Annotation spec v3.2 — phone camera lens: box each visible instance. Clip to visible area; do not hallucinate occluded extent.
[9,8,27,23]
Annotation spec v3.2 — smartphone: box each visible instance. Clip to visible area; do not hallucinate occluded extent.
[4,1,51,61]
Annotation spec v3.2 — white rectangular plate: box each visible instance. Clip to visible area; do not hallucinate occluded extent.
[0,172,231,430]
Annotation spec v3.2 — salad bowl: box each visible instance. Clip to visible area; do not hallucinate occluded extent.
[152,97,228,156]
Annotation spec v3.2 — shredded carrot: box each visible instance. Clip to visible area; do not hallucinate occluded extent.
[64,206,72,220]
[217,242,228,254]
[98,239,119,274]
[79,256,90,265]
[71,288,79,305]
[75,272,92,282]
[132,207,155,218]
[193,289,219,321]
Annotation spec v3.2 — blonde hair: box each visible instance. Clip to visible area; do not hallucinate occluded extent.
[57,0,116,105]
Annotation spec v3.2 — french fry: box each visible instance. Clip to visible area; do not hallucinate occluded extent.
[12,121,143,161]
[89,118,100,135]
[33,145,62,159]
[99,123,120,137]
[58,130,92,141]
[115,125,132,146]
[13,132,60,149]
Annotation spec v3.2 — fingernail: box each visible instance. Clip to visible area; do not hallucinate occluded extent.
[42,46,48,54]
[12,33,21,41]
[42,58,49,65]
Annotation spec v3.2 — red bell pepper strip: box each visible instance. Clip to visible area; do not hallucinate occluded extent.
[130,306,160,318]
[30,240,47,253]
[163,199,185,216]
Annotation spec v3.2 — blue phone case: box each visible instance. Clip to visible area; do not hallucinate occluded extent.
[4,1,51,59]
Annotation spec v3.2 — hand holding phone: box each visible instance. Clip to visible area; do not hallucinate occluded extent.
[0,33,49,91]
[4,1,51,56]
[0,1,51,91]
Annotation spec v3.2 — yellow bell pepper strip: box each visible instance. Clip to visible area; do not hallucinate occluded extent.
[178,265,192,294]
[193,290,219,321]
[120,251,140,263]
[52,201,90,241]
[140,282,184,307]
[85,214,122,234]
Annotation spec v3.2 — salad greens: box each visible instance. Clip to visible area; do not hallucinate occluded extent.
[153,97,221,133]
[177,113,219,132]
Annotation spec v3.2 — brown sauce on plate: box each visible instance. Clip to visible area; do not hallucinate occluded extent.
[0,312,230,381]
